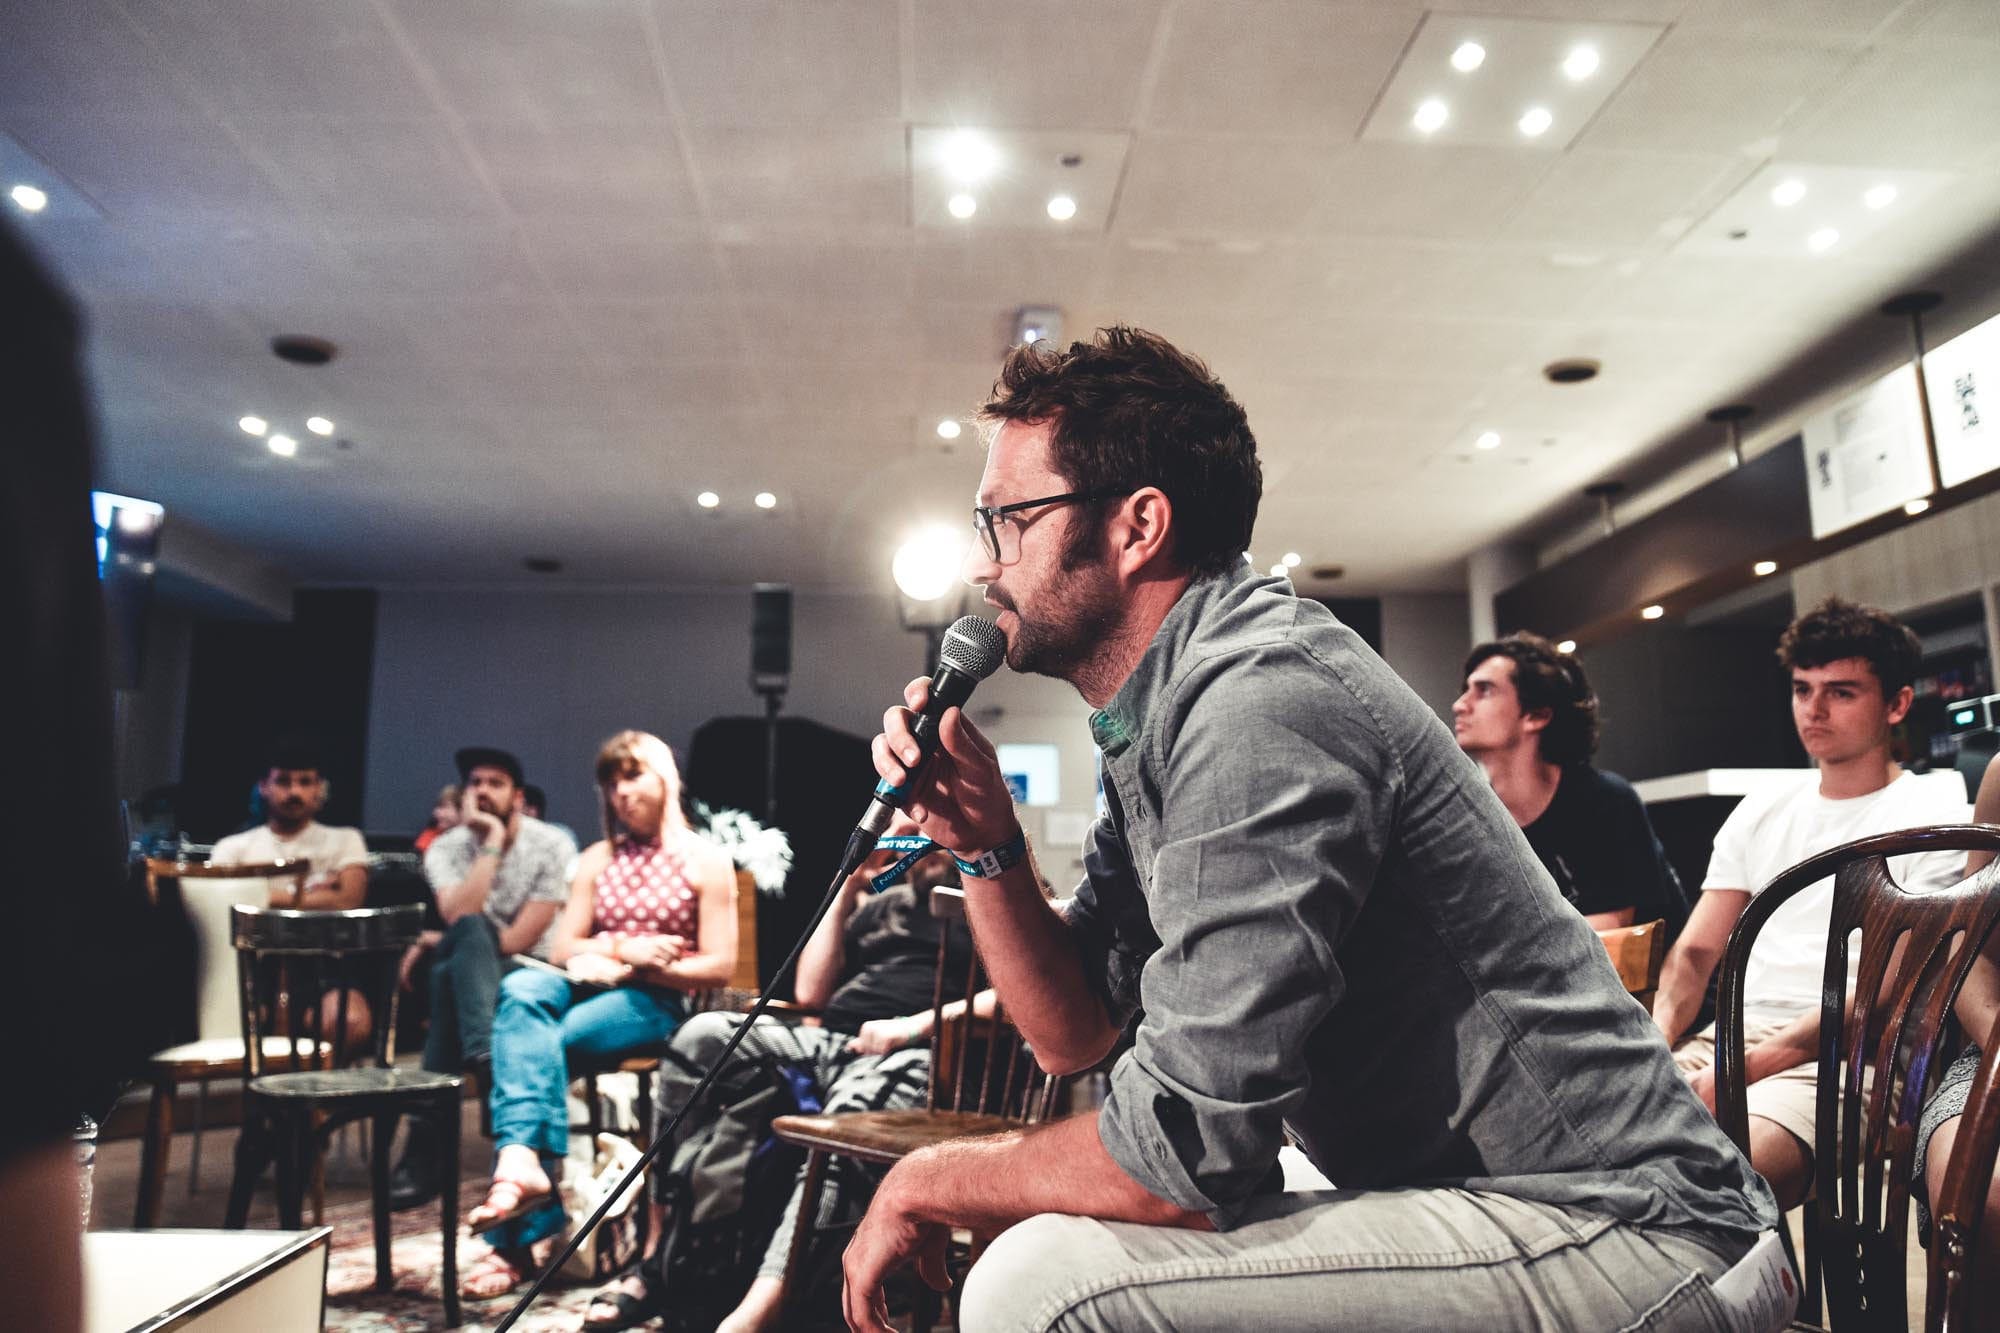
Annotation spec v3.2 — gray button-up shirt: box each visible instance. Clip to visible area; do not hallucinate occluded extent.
[1069,562,1776,1238]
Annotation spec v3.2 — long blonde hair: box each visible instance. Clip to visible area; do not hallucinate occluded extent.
[593,730,689,843]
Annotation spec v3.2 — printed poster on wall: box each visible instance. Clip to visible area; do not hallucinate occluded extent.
[1924,313,2000,489]
[1803,363,1933,539]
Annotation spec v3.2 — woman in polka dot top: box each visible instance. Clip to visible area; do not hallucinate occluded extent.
[463,730,739,1296]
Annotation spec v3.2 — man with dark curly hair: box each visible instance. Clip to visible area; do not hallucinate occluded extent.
[1654,597,1969,1211]
[1455,632,1686,932]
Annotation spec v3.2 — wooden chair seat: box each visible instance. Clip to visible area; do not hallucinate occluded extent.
[249,1066,461,1101]
[1596,917,1669,1012]
[771,1108,1019,1166]
[149,1035,333,1072]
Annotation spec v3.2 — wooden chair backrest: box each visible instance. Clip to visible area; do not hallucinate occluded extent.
[927,886,1065,1123]
[147,858,310,1044]
[230,903,423,1077]
[693,867,761,1015]
[1597,918,1668,1011]
[1714,825,2000,1333]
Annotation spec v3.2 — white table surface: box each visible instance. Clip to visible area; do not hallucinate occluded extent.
[85,1228,329,1333]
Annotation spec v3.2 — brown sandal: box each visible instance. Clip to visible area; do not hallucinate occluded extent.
[465,1175,556,1232]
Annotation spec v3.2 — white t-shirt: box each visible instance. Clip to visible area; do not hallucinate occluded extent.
[210,821,369,901]
[1703,770,1970,1021]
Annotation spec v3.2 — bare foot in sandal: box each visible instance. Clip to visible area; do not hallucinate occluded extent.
[460,1244,534,1301]
[466,1144,555,1231]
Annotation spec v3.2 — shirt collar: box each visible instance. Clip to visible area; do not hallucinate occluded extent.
[1087,560,1257,761]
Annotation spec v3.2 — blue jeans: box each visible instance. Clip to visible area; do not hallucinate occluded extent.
[483,968,684,1247]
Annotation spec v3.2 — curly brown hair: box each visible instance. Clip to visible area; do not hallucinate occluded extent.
[980,326,1262,576]
[1777,598,1921,697]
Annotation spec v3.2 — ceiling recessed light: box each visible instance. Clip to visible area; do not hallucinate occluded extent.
[1640,604,1664,620]
[947,193,977,220]
[1269,563,1288,578]
[754,491,777,510]
[1864,183,1898,210]
[1413,99,1450,134]
[696,490,720,509]
[1544,358,1600,384]
[1562,45,1600,81]
[305,416,334,436]
[1770,178,1807,208]
[9,184,48,213]
[1046,194,1077,221]
[941,131,1000,185]
[1556,639,1577,654]
[266,434,298,458]
[1807,227,1840,254]
[1450,41,1486,72]
[1903,497,1930,516]
[936,419,962,440]
[1281,552,1301,568]
[1753,560,1779,576]
[238,415,268,436]
[1476,430,1502,450]
[1517,107,1553,138]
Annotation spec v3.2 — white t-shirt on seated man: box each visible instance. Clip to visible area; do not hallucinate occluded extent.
[208,760,369,909]
[1654,597,1969,1216]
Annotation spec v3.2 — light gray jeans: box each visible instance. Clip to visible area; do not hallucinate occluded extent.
[960,1186,1769,1333]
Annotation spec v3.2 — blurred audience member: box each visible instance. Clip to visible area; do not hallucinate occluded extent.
[1455,632,1687,932]
[209,734,373,1048]
[461,731,737,1300]
[1656,598,1969,1209]
[389,746,573,1211]
[413,782,461,854]
[521,782,579,847]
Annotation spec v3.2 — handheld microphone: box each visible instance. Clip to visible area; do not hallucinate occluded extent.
[839,615,1006,875]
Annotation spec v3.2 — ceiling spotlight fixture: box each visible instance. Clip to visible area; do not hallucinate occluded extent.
[893,525,968,602]
[1014,305,1063,347]
[1556,639,1577,654]
[754,491,778,510]
[1864,183,1898,210]
[1562,45,1600,81]
[1269,563,1288,578]
[1413,99,1450,134]
[8,183,48,213]
[305,416,334,436]
[1046,194,1078,221]
[1517,107,1553,138]
[1807,227,1840,254]
[266,434,298,458]
[238,415,268,436]
[696,490,720,508]
[1476,430,1502,450]
[1282,552,1302,568]
[1770,178,1807,208]
[1450,41,1486,73]
[1903,497,1931,516]
[1752,559,1779,576]
[947,193,977,220]
[941,131,1001,185]
[936,419,962,440]
[1640,604,1664,621]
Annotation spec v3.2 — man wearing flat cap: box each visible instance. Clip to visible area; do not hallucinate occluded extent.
[391,746,575,1209]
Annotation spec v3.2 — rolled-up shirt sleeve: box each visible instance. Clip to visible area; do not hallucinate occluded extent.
[1096,649,1398,1227]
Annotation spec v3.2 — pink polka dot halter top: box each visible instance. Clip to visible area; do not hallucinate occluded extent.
[593,835,699,942]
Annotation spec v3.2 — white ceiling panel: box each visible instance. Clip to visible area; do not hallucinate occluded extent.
[1578,30,1860,154]
[1782,41,2000,171]
[5,112,297,225]
[1505,148,1748,247]
[694,124,907,231]
[908,1,1166,131]
[462,120,699,222]
[0,2,200,122]
[386,0,667,127]
[1116,136,1339,238]
[1307,144,1554,240]
[652,0,901,129]
[238,117,501,222]
[522,225,724,301]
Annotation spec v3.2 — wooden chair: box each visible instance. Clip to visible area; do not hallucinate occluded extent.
[770,885,1068,1328]
[1713,825,2000,1332]
[133,856,309,1228]
[221,904,465,1328]
[1597,917,1669,1012]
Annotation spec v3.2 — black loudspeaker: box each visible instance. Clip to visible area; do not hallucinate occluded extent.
[751,584,793,694]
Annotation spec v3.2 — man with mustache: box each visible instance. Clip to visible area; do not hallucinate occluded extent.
[1656,598,1969,1212]
[390,745,574,1210]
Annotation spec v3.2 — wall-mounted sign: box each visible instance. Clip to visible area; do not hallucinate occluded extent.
[1803,363,1933,538]
[1924,313,2000,489]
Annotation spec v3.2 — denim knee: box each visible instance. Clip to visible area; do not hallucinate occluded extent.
[438,912,499,956]
[498,966,569,1015]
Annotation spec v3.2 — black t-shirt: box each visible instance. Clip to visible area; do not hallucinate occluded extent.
[1521,765,1689,932]
[819,884,975,1035]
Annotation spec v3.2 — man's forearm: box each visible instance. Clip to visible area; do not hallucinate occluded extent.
[437,855,499,922]
[1653,944,1718,1043]
[961,860,1121,1074]
[881,1109,1207,1238]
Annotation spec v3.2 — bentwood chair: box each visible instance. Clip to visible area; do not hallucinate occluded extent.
[134,856,310,1227]
[1597,918,1669,1013]
[771,886,1067,1329]
[1714,825,2000,1331]
[222,904,465,1328]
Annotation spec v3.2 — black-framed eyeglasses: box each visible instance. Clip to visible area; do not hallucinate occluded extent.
[971,489,1131,563]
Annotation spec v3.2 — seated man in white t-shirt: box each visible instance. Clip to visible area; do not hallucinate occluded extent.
[209,736,373,1046]
[1653,598,1969,1209]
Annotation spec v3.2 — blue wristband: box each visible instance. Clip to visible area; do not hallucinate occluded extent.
[952,831,1027,880]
